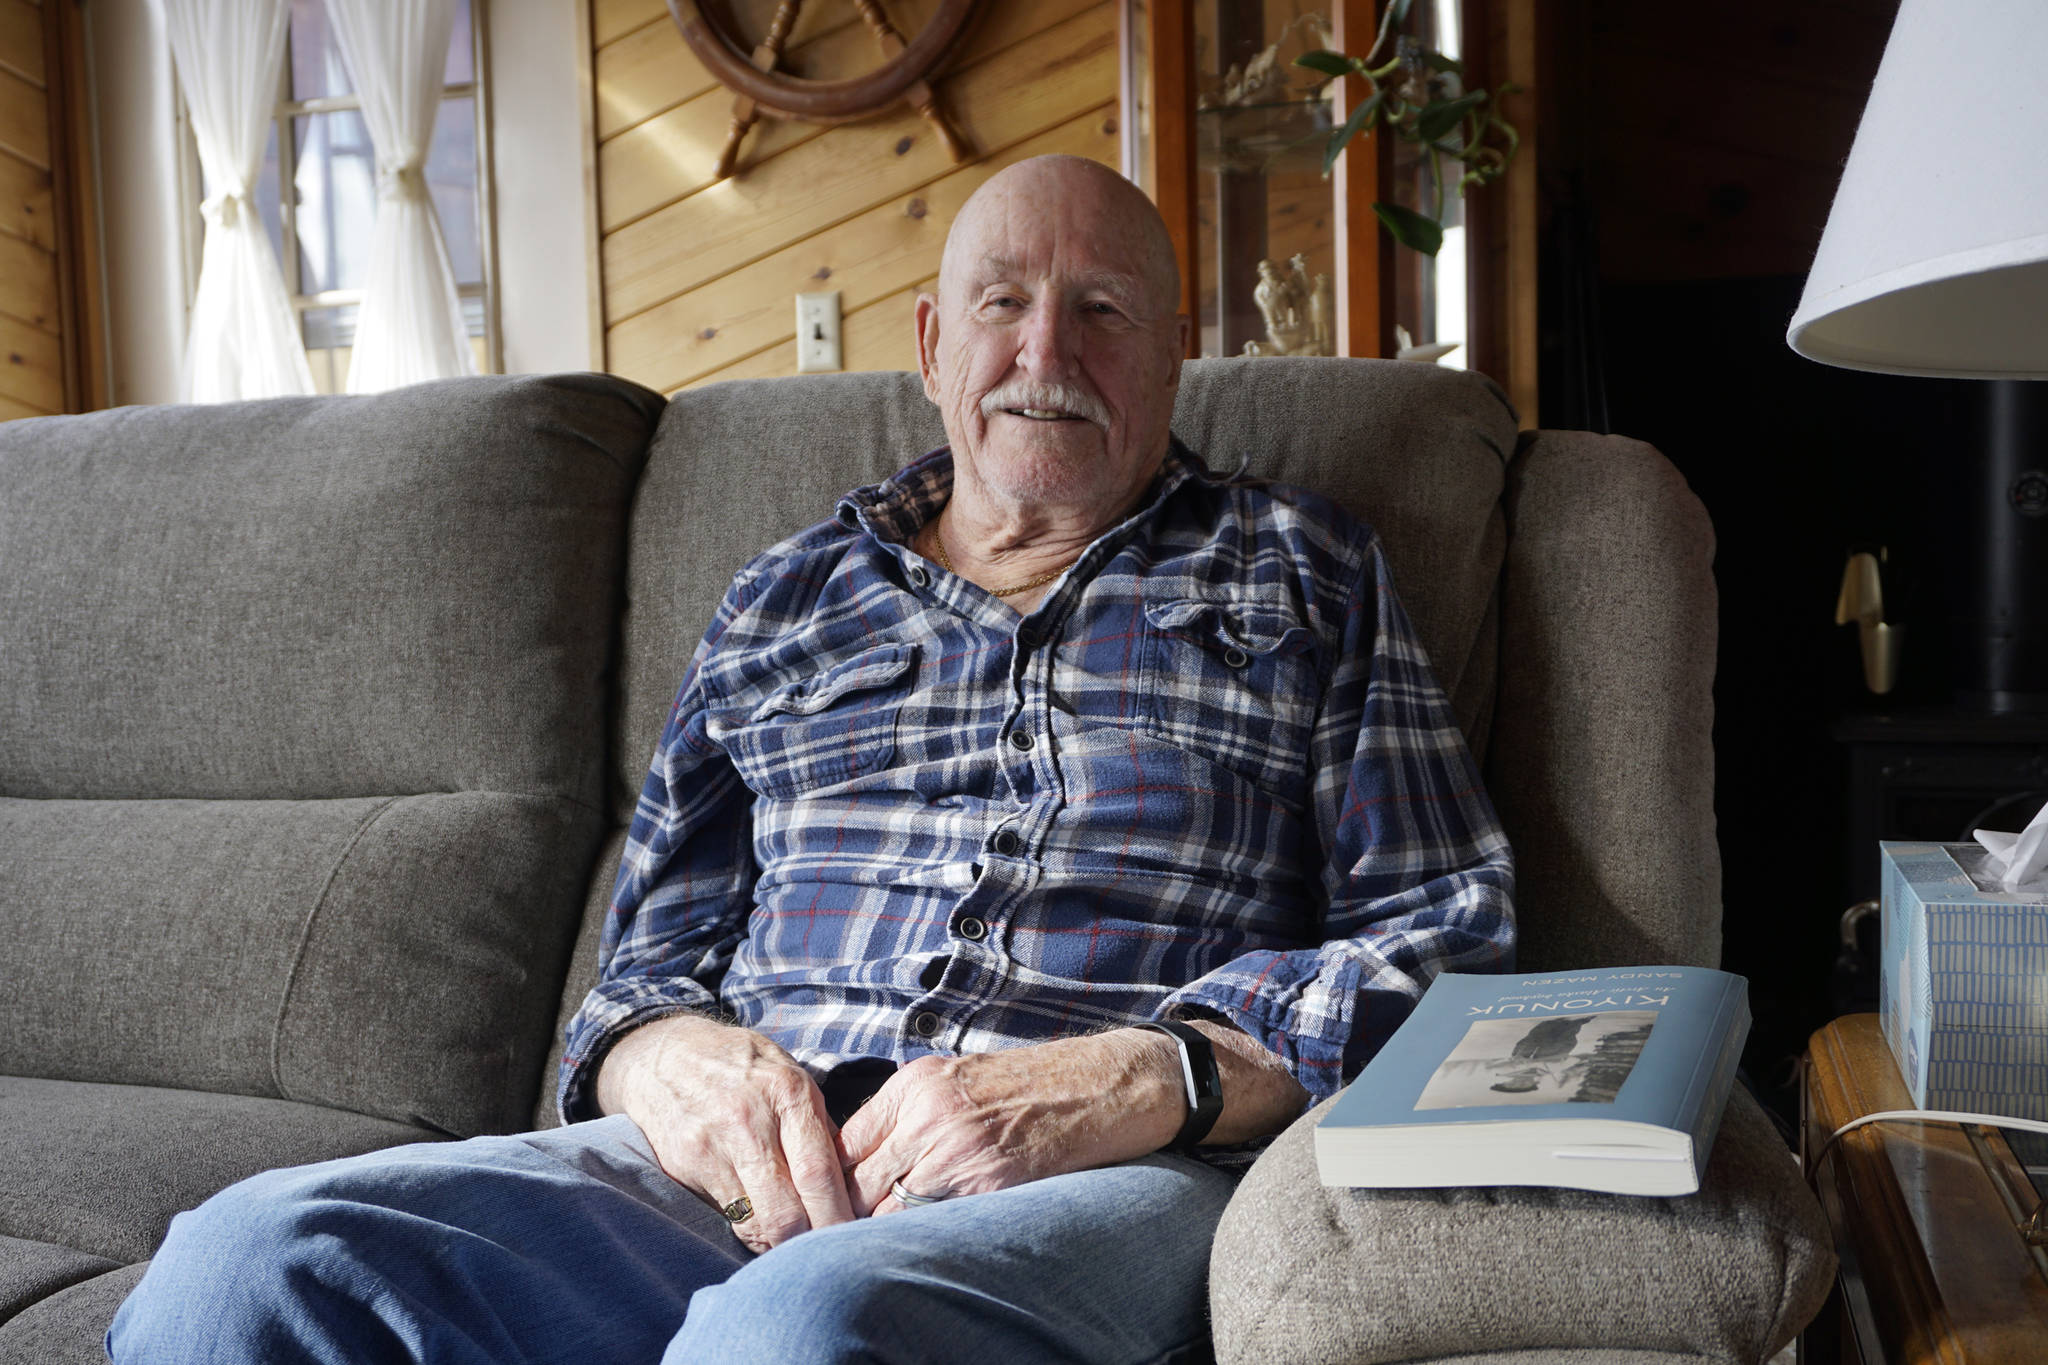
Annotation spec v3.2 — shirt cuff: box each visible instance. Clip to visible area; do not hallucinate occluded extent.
[555,977,723,1124]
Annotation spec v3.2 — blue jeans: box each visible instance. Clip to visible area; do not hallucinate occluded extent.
[107,1116,1237,1364]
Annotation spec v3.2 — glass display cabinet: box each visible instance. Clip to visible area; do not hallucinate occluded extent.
[1120,0,1536,419]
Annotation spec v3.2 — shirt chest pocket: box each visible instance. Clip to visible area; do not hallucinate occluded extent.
[1140,599,1321,803]
[716,643,919,799]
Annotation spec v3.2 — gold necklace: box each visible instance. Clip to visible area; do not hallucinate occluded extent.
[924,522,1077,598]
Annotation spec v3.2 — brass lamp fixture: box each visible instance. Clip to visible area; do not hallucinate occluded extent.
[1834,550,1901,695]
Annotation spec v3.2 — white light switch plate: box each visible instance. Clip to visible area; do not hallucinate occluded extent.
[796,291,842,373]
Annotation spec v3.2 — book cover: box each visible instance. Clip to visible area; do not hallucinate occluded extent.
[1314,965,1750,1196]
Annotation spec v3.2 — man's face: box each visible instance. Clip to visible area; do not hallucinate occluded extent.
[916,162,1190,516]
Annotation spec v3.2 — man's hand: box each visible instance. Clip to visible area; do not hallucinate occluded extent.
[840,1032,1181,1215]
[840,1020,1310,1215]
[595,1013,853,1252]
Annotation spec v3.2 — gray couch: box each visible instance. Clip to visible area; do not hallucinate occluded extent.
[0,361,1833,1363]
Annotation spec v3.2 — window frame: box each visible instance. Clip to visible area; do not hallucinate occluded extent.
[176,0,502,390]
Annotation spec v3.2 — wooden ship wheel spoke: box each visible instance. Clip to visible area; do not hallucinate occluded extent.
[666,0,981,180]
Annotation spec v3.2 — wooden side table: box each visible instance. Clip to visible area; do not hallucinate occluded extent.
[1801,1014,2048,1363]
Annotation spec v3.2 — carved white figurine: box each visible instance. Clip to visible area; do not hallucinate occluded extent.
[1310,273,1333,355]
[1286,254,1316,346]
[1246,256,1331,357]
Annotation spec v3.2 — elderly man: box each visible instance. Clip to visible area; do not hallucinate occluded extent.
[109,155,1512,1364]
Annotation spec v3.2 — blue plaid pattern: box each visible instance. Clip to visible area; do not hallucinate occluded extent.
[560,445,1515,1147]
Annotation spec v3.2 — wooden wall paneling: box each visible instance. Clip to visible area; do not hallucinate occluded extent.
[0,63,48,168]
[593,0,668,49]
[690,273,934,387]
[598,0,1092,235]
[0,226,56,327]
[1584,0,1892,284]
[608,103,1116,391]
[0,0,44,85]
[0,150,51,246]
[0,310,61,411]
[0,0,60,418]
[601,2,1116,324]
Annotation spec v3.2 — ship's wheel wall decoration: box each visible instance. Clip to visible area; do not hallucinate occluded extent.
[667,0,981,180]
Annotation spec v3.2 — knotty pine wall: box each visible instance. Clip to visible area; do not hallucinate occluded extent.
[589,0,1120,394]
[0,0,67,420]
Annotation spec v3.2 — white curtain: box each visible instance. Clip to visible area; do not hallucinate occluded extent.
[322,0,475,393]
[161,0,315,403]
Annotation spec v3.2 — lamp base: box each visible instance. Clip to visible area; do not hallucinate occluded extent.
[1956,381,2048,709]
[1953,689,2048,716]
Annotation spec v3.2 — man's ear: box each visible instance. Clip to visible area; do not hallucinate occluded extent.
[913,293,942,403]
[1165,312,1192,390]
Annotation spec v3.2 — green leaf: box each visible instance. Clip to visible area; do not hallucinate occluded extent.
[1294,49,1358,78]
[1373,201,1444,256]
[1415,90,1487,143]
[1423,51,1465,77]
[1388,0,1414,26]
[1322,91,1385,177]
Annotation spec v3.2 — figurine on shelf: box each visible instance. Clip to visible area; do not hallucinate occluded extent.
[1196,12,1335,109]
[1245,255,1333,357]
[1310,272,1333,355]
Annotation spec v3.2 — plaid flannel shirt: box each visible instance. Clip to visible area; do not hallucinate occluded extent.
[559,444,1514,1152]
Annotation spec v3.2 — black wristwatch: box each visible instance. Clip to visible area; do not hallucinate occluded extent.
[1138,1020,1224,1149]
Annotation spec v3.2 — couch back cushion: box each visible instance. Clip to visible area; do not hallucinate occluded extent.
[611,359,1516,820]
[0,373,661,804]
[0,374,666,1135]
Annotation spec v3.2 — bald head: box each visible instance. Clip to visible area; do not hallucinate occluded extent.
[912,154,1190,532]
[938,156,1181,317]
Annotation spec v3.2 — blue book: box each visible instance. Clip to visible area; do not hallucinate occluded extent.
[1314,966,1750,1196]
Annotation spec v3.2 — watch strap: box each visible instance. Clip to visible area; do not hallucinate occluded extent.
[1139,1020,1223,1149]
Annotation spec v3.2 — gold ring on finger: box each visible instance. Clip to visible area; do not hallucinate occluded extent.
[721,1195,754,1224]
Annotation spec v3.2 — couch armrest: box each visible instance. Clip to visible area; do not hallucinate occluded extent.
[1208,1085,1834,1365]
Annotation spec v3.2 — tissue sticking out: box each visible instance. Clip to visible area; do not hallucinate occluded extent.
[1974,796,2048,893]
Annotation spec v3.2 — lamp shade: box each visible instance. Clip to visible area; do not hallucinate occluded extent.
[1787,0,2048,378]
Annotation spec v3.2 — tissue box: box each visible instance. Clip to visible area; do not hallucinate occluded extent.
[1879,841,2048,1122]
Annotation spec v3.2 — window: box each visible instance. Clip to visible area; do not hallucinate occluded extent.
[186,0,497,393]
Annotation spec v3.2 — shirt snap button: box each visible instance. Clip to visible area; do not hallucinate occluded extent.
[908,564,930,588]
[991,830,1020,856]
[912,1011,942,1038]
[1223,647,1250,669]
[957,916,987,941]
[1009,730,1034,750]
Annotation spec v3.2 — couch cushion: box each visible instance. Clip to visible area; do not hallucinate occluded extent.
[0,1077,438,1265]
[613,360,1515,820]
[0,792,596,1134]
[0,1264,147,1365]
[0,1237,116,1328]
[0,372,663,807]
[1207,1086,1834,1364]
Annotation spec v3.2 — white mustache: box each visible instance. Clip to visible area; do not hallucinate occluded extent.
[979,383,1110,428]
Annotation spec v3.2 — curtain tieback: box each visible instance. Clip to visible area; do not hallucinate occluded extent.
[199,190,253,229]
[376,162,428,201]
